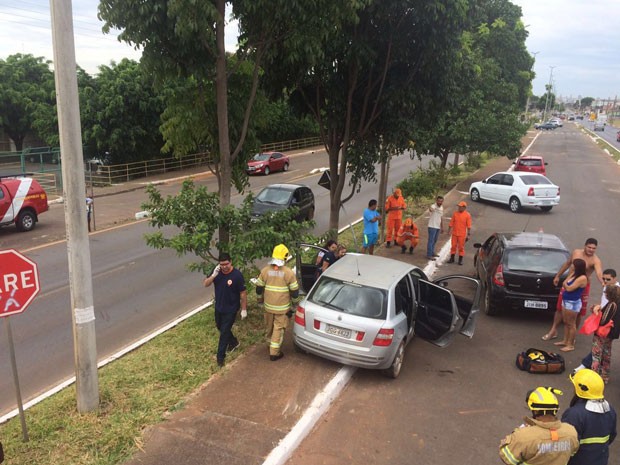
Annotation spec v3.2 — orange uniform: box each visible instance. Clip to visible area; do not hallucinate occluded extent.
[449,209,472,257]
[385,189,407,244]
[396,219,419,249]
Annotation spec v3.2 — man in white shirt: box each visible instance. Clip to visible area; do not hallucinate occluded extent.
[426,195,444,260]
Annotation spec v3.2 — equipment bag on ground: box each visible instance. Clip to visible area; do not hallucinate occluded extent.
[515,348,565,374]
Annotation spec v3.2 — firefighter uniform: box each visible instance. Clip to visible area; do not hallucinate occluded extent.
[384,188,407,245]
[448,201,472,263]
[395,218,419,253]
[499,417,579,465]
[256,245,300,359]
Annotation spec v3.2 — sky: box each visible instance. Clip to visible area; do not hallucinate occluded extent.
[0,1,618,102]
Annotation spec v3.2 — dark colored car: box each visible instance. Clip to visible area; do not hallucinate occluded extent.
[473,232,570,316]
[537,122,557,130]
[246,152,290,175]
[251,183,315,222]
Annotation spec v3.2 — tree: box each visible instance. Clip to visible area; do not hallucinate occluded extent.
[99,0,342,246]
[264,0,470,233]
[0,54,55,150]
[82,59,165,164]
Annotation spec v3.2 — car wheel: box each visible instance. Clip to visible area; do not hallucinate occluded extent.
[16,210,36,232]
[470,188,480,202]
[483,285,499,316]
[383,341,405,379]
[509,197,521,213]
[540,206,553,212]
[306,207,315,221]
[283,162,289,172]
[264,166,270,175]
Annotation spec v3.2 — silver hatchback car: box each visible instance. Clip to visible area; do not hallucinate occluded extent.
[293,248,481,378]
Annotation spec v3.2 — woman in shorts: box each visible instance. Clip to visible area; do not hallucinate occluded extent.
[555,258,588,352]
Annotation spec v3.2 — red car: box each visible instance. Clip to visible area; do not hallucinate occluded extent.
[246,152,290,175]
[513,155,547,176]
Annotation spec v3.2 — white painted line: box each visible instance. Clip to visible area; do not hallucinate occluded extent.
[0,300,214,424]
[521,131,540,156]
[262,365,356,465]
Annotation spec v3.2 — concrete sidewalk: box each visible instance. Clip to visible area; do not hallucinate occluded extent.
[120,152,517,465]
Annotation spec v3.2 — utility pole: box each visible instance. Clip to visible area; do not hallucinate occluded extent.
[49,0,99,412]
[543,66,556,122]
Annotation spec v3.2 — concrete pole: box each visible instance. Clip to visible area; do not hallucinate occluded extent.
[49,0,99,412]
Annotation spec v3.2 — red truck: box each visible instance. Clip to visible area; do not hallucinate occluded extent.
[0,175,49,232]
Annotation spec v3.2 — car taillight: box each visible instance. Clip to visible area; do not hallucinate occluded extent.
[557,187,560,196]
[527,187,535,196]
[294,304,306,326]
[373,328,394,346]
[493,264,505,286]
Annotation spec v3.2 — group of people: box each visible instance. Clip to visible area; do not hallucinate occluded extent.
[540,238,620,385]
[315,239,347,274]
[361,188,473,266]
[499,369,616,465]
[203,244,300,367]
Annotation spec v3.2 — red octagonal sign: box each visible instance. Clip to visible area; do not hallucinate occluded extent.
[0,249,40,318]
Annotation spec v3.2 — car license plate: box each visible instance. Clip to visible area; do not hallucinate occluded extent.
[524,300,548,309]
[325,324,351,339]
[541,200,551,205]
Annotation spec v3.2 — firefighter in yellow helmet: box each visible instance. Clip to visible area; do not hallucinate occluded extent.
[255,244,300,361]
[561,369,617,465]
[499,386,579,465]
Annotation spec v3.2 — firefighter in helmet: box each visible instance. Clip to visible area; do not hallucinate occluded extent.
[499,386,578,465]
[561,369,617,465]
[255,244,300,361]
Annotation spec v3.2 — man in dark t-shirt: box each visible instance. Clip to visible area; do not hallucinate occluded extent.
[203,253,247,367]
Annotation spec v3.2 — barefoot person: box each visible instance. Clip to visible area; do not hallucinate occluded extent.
[542,238,604,342]
[554,259,588,352]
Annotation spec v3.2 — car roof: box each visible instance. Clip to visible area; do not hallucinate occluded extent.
[517,155,543,160]
[259,183,307,191]
[320,253,418,290]
[496,232,568,251]
[491,171,547,178]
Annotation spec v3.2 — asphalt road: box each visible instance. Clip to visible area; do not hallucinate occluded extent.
[285,123,620,464]
[0,147,433,416]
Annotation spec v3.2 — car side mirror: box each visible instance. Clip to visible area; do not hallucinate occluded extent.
[482,179,487,184]
[544,162,548,165]
[512,161,516,165]
[473,243,482,249]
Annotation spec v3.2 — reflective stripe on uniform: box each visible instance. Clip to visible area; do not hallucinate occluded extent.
[580,435,610,444]
[265,302,292,312]
[270,341,281,349]
[265,284,290,293]
[499,445,523,465]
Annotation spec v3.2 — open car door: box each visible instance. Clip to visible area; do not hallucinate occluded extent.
[295,243,327,295]
[432,275,481,337]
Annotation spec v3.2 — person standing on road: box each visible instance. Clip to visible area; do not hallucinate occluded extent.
[86,195,94,232]
[542,238,604,342]
[447,201,471,265]
[361,199,381,255]
[562,369,617,465]
[499,386,578,465]
[384,188,406,248]
[554,259,589,353]
[574,269,620,374]
[256,244,300,361]
[203,253,247,367]
[395,217,419,254]
[426,195,444,260]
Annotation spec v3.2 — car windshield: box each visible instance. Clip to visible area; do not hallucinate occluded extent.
[520,174,552,185]
[519,159,542,167]
[255,187,292,205]
[252,153,270,161]
[308,277,387,319]
[505,248,568,273]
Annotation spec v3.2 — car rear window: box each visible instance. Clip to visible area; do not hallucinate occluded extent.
[308,277,387,319]
[520,174,552,185]
[256,188,293,205]
[505,248,568,273]
[518,159,542,167]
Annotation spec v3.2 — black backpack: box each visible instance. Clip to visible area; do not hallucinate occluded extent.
[516,348,565,374]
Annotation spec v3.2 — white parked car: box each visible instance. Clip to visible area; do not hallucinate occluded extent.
[469,171,560,213]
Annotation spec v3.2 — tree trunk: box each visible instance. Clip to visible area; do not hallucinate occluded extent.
[215,0,231,246]
[9,135,24,152]
[327,142,342,235]
[377,157,389,244]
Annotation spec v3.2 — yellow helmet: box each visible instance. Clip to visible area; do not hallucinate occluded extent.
[570,369,604,400]
[270,244,290,266]
[526,386,562,414]
[528,351,545,362]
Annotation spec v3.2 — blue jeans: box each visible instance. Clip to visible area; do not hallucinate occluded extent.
[215,311,238,362]
[582,351,593,368]
[427,227,440,257]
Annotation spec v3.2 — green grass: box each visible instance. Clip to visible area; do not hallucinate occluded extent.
[0,299,266,465]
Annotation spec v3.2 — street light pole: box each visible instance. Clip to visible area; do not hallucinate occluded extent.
[543,66,556,123]
[525,51,540,117]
